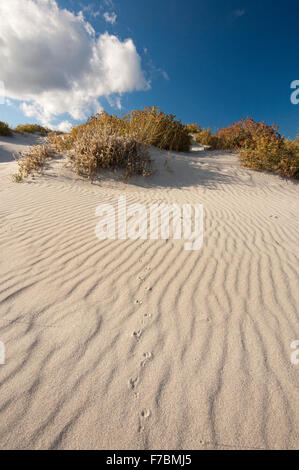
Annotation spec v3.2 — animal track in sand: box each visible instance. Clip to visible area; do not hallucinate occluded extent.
[129,377,139,390]
[132,330,142,341]
[138,409,151,433]
[141,409,151,419]
[140,352,153,368]
[142,313,152,325]
[198,315,211,323]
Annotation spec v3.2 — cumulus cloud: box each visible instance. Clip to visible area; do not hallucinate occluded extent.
[0,0,149,128]
[56,121,73,133]
[103,12,117,24]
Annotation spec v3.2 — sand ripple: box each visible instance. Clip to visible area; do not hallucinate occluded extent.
[0,145,298,449]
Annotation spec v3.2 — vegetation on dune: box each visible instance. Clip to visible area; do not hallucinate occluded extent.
[13,145,56,182]
[190,118,299,179]
[36,107,189,181]
[67,123,152,180]
[238,125,299,179]
[192,128,218,148]
[123,107,191,152]
[15,117,153,182]
[184,123,201,134]
[0,121,13,137]
[49,107,191,153]
[14,124,50,136]
[12,111,298,183]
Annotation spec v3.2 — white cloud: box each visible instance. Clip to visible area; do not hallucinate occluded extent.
[162,71,170,81]
[80,3,101,18]
[103,0,115,8]
[233,9,245,18]
[56,121,73,133]
[0,0,149,128]
[103,12,117,24]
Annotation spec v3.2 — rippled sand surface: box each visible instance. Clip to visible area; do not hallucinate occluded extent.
[0,136,298,449]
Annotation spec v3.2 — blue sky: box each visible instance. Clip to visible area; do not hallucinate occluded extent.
[0,0,298,138]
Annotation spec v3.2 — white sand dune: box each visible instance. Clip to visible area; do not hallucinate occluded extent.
[0,135,298,450]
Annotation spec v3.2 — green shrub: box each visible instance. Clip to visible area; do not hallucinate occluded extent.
[0,121,13,137]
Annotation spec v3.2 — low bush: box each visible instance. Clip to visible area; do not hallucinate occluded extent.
[125,107,191,152]
[13,145,56,181]
[47,131,74,151]
[47,113,127,152]
[14,114,298,183]
[194,118,299,179]
[68,124,152,180]
[184,123,201,134]
[194,118,282,150]
[0,121,13,137]
[88,108,191,152]
[14,124,50,136]
[194,128,220,148]
[215,118,282,150]
[240,136,299,179]
[44,107,188,182]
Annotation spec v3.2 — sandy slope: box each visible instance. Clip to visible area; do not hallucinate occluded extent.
[0,135,298,450]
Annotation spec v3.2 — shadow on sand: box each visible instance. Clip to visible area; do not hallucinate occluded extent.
[124,148,240,190]
[0,133,44,163]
